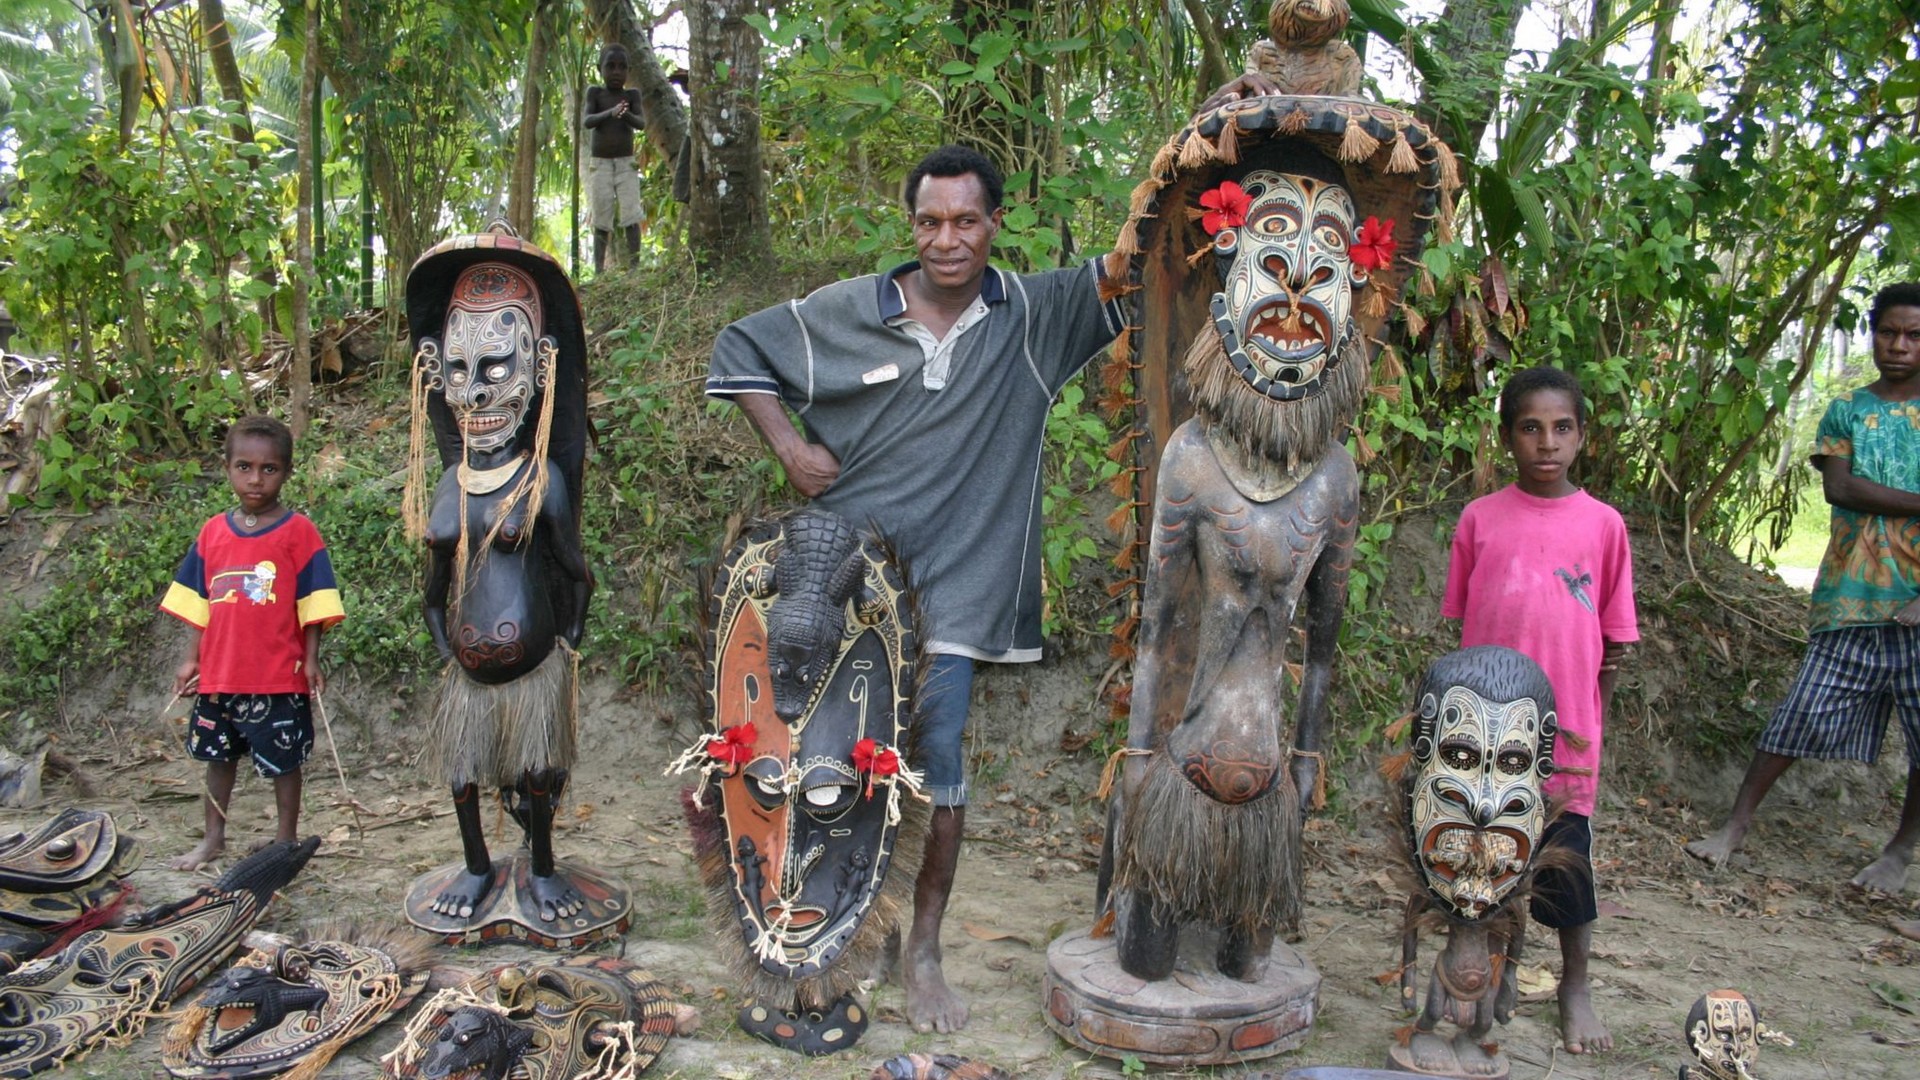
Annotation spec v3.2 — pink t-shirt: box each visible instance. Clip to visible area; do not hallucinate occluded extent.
[1441,486,1639,817]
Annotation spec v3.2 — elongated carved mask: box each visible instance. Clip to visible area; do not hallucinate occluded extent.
[676,510,923,986]
[1406,646,1557,919]
[1209,168,1366,401]
[425,263,552,454]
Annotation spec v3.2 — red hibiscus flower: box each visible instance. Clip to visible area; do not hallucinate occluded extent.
[853,737,902,799]
[1350,216,1398,271]
[1200,181,1251,235]
[706,722,757,768]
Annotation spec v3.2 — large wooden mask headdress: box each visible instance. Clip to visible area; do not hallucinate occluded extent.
[1404,646,1558,920]
[1102,89,1459,635]
[672,510,929,1055]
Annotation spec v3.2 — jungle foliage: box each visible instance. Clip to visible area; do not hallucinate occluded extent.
[0,0,1915,740]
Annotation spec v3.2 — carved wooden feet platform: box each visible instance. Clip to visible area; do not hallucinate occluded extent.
[403,851,628,948]
[1043,927,1319,1067]
[1386,1032,1509,1080]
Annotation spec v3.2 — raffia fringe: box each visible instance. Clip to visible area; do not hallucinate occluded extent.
[1386,130,1420,174]
[1339,119,1381,163]
[1178,132,1217,169]
[281,973,404,1080]
[1215,115,1241,165]
[1095,747,1152,801]
[1279,106,1311,134]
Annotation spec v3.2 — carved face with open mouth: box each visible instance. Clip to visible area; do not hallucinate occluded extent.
[1211,169,1367,401]
[440,264,550,455]
[1407,649,1558,920]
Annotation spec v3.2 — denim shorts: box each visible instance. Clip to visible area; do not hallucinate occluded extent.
[918,654,975,807]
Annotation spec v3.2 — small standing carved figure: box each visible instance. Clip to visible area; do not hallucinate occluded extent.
[1679,990,1790,1080]
[401,224,626,947]
[1386,647,1560,1080]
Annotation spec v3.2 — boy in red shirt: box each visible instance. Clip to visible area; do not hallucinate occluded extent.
[161,416,344,870]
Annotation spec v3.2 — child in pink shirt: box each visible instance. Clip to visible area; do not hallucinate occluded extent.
[1442,366,1638,1056]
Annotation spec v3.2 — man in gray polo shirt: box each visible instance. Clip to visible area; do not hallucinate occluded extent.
[707,144,1122,1033]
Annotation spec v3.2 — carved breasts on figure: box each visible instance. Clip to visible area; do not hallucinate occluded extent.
[1386,646,1558,1080]
[671,510,928,1056]
[1043,10,1456,1068]
[399,223,626,948]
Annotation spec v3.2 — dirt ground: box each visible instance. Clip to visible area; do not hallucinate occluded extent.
[6,622,1918,1080]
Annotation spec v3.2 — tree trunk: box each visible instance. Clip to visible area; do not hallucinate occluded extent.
[199,0,255,146]
[509,0,557,238]
[1424,0,1526,159]
[586,0,689,182]
[291,0,320,439]
[686,0,771,268]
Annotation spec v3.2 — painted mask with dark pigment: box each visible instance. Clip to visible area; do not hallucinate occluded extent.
[423,264,551,455]
[1406,646,1557,920]
[1211,168,1366,401]
[706,511,917,980]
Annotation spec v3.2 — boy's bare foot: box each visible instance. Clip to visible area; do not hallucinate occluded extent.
[903,938,969,1034]
[168,837,225,871]
[1559,980,1612,1054]
[1684,825,1745,867]
[431,868,495,920]
[1851,851,1912,894]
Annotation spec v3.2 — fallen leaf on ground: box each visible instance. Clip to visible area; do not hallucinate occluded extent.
[1515,963,1557,1001]
[1595,899,1636,918]
[962,922,1031,947]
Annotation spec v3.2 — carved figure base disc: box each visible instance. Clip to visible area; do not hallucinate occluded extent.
[403,850,628,949]
[1385,1032,1510,1080]
[1043,927,1318,1066]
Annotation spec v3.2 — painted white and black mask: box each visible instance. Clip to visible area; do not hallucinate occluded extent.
[1406,646,1557,920]
[435,264,552,454]
[1210,168,1366,401]
[1684,990,1766,1080]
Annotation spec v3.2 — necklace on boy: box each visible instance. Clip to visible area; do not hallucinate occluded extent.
[242,513,259,528]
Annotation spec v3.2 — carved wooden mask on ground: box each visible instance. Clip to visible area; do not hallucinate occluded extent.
[1406,646,1558,920]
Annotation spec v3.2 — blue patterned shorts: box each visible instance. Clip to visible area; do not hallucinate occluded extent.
[1759,623,1920,769]
[185,693,314,778]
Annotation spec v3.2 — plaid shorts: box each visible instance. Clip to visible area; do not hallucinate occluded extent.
[1758,623,1920,769]
[185,693,314,778]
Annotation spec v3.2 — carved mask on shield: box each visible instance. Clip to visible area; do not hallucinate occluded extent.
[428,264,552,454]
[692,510,919,980]
[1685,990,1763,1080]
[1406,646,1557,920]
[1209,167,1367,401]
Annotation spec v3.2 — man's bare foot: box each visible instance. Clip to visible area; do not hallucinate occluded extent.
[528,872,585,922]
[1559,980,1612,1054]
[431,868,494,919]
[167,837,224,872]
[1851,851,1912,894]
[903,941,968,1034]
[1684,825,1744,868]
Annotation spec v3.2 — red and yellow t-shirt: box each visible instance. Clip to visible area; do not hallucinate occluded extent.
[161,511,345,693]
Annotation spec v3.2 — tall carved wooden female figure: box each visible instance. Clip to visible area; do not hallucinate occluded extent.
[1045,1,1457,1065]
[401,224,628,947]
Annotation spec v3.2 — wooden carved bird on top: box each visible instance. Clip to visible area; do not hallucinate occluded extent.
[1246,0,1365,97]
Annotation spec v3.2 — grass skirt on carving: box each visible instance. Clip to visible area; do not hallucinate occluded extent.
[427,642,577,787]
